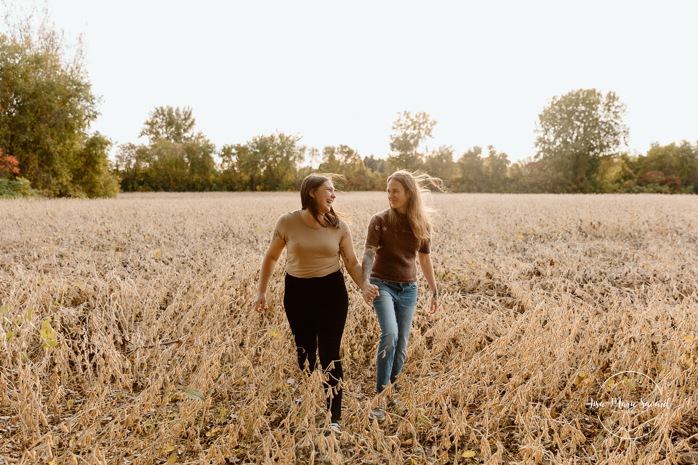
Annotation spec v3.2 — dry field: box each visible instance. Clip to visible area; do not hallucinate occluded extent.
[0,192,697,465]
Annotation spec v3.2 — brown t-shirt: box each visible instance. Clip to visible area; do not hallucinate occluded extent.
[365,209,430,283]
[274,210,349,278]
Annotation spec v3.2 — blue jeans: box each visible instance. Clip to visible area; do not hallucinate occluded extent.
[371,278,418,393]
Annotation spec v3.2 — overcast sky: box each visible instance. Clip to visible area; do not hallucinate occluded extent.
[4,0,698,162]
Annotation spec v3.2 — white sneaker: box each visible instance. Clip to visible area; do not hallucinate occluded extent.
[324,422,341,437]
[368,407,386,421]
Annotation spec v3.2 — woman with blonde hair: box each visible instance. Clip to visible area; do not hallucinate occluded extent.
[253,173,378,435]
[361,170,440,421]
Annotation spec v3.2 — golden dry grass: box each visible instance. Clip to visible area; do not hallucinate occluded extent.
[0,192,697,465]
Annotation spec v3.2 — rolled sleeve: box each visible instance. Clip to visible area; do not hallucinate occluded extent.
[419,238,430,254]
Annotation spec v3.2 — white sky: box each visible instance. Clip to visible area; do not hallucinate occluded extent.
[4,0,698,162]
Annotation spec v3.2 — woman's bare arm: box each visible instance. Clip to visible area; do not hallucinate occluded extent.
[252,234,286,312]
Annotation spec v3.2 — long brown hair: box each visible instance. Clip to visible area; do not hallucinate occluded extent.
[387,170,442,241]
[300,173,343,228]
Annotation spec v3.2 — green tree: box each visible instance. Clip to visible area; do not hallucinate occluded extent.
[455,147,486,192]
[318,145,377,190]
[183,138,217,190]
[113,143,153,191]
[319,145,364,176]
[305,147,321,170]
[508,159,560,193]
[72,133,120,197]
[267,134,304,190]
[0,13,113,197]
[135,106,217,191]
[140,106,197,144]
[483,146,510,192]
[363,155,388,175]
[246,133,303,191]
[218,144,245,191]
[596,153,636,192]
[147,140,189,191]
[424,146,456,186]
[388,111,436,171]
[318,146,341,173]
[534,89,629,192]
[635,141,697,190]
[232,144,263,191]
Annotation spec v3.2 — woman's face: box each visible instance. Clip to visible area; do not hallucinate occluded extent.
[387,178,409,213]
[311,180,336,214]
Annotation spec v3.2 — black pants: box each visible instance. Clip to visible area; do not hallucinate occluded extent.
[284,270,348,423]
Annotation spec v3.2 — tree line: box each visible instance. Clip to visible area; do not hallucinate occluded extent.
[2,16,697,198]
[111,104,698,195]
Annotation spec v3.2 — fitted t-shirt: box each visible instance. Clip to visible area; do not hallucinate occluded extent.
[273,210,349,278]
[364,209,430,283]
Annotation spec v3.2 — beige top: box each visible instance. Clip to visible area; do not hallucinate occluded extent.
[273,210,349,278]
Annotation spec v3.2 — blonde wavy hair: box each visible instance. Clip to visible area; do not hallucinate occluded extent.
[386,170,443,241]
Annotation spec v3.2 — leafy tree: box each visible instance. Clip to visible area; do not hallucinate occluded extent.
[0,148,20,178]
[318,146,341,173]
[318,145,379,190]
[261,134,304,190]
[508,159,560,193]
[425,146,456,186]
[635,141,697,189]
[0,176,36,197]
[147,140,189,191]
[218,144,244,191]
[0,13,111,196]
[535,89,629,192]
[113,143,153,191]
[483,146,510,192]
[596,153,636,192]
[363,155,388,175]
[305,147,321,170]
[140,106,197,144]
[507,161,525,192]
[231,143,263,191]
[0,147,35,198]
[220,136,302,192]
[455,147,486,192]
[319,145,364,176]
[388,111,436,171]
[72,133,120,197]
[183,138,217,190]
[129,106,217,191]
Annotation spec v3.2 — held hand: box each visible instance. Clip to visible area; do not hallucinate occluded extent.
[361,282,379,304]
[253,293,266,313]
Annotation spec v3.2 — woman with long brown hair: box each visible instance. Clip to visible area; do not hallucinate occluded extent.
[361,170,440,421]
[253,173,378,435]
